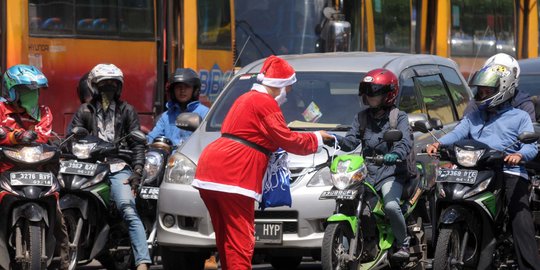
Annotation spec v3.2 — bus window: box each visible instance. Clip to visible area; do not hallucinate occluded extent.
[198,0,231,50]
[450,0,515,58]
[29,0,74,35]
[439,66,471,118]
[372,0,411,53]
[415,75,456,124]
[119,0,153,37]
[76,0,118,34]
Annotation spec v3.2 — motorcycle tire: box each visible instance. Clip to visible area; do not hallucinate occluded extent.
[321,222,357,270]
[63,209,81,270]
[15,221,46,270]
[434,224,477,270]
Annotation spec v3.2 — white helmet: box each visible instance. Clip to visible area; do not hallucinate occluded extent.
[87,63,124,99]
[470,63,518,109]
[483,53,520,85]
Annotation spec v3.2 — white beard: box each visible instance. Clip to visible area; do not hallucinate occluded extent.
[275,87,288,106]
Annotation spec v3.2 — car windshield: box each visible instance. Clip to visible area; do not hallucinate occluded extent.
[519,74,540,97]
[206,72,364,131]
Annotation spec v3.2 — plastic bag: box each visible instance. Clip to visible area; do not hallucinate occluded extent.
[260,149,291,210]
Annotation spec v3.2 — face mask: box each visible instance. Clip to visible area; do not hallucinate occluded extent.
[19,88,41,121]
[275,87,288,106]
[98,85,117,109]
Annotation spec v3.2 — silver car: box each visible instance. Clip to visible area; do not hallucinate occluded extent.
[157,52,472,270]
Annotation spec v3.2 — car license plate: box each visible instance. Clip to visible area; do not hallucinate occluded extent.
[255,222,283,244]
[436,168,478,184]
[10,172,53,186]
[319,189,358,200]
[59,160,98,176]
[139,186,159,200]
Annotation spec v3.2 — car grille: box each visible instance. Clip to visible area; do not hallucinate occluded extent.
[255,210,298,233]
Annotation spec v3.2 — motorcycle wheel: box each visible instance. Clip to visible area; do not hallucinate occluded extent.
[434,224,477,270]
[19,221,45,270]
[321,222,357,270]
[63,209,80,270]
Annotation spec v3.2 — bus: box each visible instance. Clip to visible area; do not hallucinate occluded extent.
[233,0,538,78]
[0,0,234,135]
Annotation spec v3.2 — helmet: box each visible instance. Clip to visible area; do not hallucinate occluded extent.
[167,68,201,102]
[77,72,92,104]
[358,68,399,107]
[1,64,48,102]
[87,64,124,99]
[483,53,520,85]
[470,63,517,109]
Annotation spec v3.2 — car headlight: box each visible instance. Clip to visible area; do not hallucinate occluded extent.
[455,146,484,167]
[464,177,492,198]
[164,153,196,185]
[144,151,163,182]
[307,167,332,187]
[4,146,55,163]
[72,143,97,159]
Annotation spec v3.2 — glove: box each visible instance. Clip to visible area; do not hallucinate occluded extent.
[13,130,38,144]
[0,127,6,140]
[127,165,143,191]
[383,153,399,165]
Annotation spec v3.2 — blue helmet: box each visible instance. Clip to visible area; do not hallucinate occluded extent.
[1,65,48,102]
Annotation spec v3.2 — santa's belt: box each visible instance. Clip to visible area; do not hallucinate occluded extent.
[221,133,271,156]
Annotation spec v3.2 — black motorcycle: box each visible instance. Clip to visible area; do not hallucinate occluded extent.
[58,128,146,270]
[416,120,539,269]
[0,142,62,270]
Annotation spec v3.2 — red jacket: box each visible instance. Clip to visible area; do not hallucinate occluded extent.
[0,102,53,172]
[193,85,321,201]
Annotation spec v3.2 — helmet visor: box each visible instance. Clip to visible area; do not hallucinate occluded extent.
[469,65,508,88]
[359,82,392,97]
[18,87,41,121]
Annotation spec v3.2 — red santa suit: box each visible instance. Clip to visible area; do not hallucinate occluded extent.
[0,102,53,172]
[193,56,321,270]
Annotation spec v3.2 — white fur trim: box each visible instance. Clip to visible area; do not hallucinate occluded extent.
[260,73,297,88]
[251,83,268,94]
[192,179,262,201]
[257,73,265,82]
[314,131,323,152]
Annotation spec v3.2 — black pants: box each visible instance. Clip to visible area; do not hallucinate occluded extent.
[504,173,540,270]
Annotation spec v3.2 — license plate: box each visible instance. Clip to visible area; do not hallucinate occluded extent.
[436,169,478,184]
[139,186,159,200]
[59,160,98,176]
[10,172,53,186]
[319,189,358,200]
[255,222,283,244]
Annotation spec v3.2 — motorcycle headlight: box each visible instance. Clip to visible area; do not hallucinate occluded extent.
[4,146,55,163]
[72,142,97,159]
[307,167,332,187]
[330,161,368,190]
[464,177,492,198]
[455,146,484,167]
[144,151,163,182]
[80,170,108,189]
[164,153,196,185]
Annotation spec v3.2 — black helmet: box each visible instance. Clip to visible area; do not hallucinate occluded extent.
[168,68,201,102]
[77,72,92,104]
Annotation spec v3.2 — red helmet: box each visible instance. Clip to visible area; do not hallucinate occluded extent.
[358,68,399,107]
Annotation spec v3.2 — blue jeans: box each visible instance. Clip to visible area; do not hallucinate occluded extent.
[380,180,407,246]
[109,167,151,266]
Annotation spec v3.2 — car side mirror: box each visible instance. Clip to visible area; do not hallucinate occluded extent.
[176,112,202,132]
[429,118,444,130]
[129,130,147,145]
[411,120,433,133]
[382,129,403,143]
[518,132,540,144]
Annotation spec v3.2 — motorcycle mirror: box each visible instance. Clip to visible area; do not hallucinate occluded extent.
[382,129,403,143]
[518,132,540,144]
[429,118,444,130]
[129,130,147,145]
[411,120,433,133]
[71,127,89,138]
[176,112,202,132]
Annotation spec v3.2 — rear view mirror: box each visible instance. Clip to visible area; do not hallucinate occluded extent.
[71,127,89,138]
[176,112,202,132]
[382,129,403,143]
[411,120,433,133]
[429,118,444,130]
[518,132,540,144]
[129,130,147,145]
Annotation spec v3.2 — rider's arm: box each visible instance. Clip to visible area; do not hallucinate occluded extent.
[438,115,472,146]
[33,106,53,143]
[516,114,538,161]
[335,113,362,152]
[389,111,412,159]
[146,112,167,144]
[124,104,146,168]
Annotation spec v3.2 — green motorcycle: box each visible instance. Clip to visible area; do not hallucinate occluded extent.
[320,130,428,270]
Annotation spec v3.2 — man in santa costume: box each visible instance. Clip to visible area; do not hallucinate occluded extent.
[193,55,333,269]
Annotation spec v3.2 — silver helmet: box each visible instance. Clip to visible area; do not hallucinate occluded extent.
[470,63,518,109]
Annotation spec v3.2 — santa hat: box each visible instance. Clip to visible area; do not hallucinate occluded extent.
[257,55,297,88]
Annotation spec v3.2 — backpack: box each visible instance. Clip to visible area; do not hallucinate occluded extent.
[358,107,418,179]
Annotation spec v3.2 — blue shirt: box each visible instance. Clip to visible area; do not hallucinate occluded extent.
[439,104,537,177]
[147,100,209,145]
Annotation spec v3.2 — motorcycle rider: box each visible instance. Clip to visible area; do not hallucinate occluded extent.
[320,68,413,259]
[70,63,151,270]
[427,63,540,270]
[0,64,69,269]
[147,68,209,145]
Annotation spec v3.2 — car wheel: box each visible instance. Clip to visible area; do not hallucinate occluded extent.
[270,256,302,270]
[161,247,207,270]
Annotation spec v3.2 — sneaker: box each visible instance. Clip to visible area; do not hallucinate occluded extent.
[392,246,410,260]
[204,255,218,270]
[136,263,149,270]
